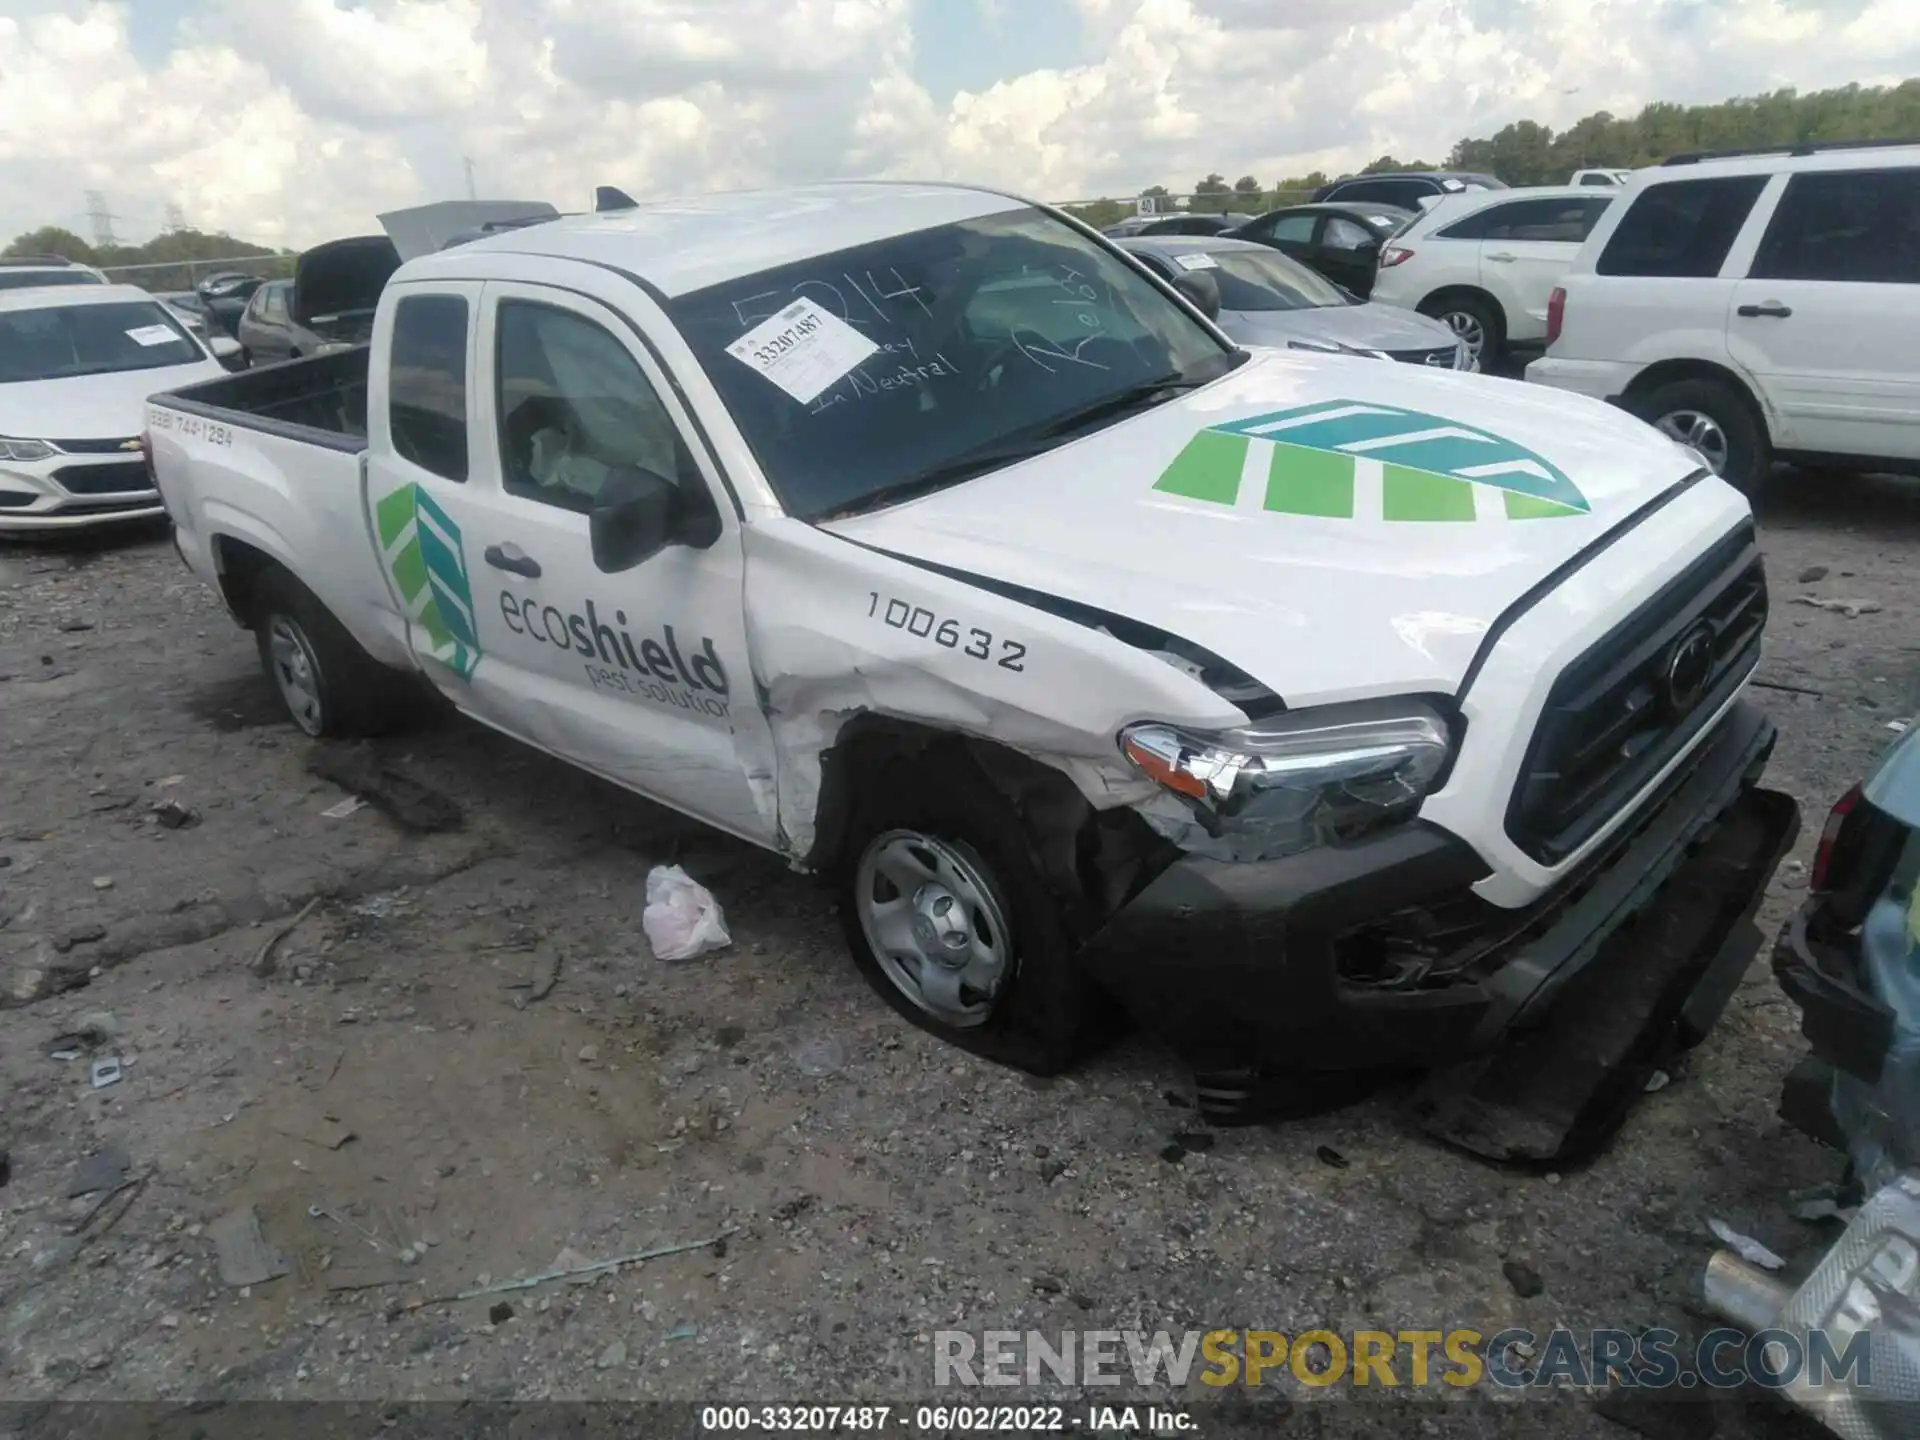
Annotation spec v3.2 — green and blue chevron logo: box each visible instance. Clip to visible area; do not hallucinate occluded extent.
[374,484,481,679]
[1153,400,1591,522]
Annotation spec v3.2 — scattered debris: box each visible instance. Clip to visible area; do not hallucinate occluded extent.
[64,1145,131,1198]
[90,876,114,891]
[89,1056,123,1089]
[771,1195,815,1223]
[790,1034,846,1078]
[1172,1131,1215,1153]
[57,619,95,633]
[250,897,320,978]
[1316,1145,1350,1170]
[307,742,463,832]
[150,799,199,830]
[1750,677,1828,697]
[0,1148,9,1187]
[209,1204,290,1287]
[643,864,732,961]
[664,1322,698,1341]
[489,1302,514,1325]
[1891,719,1912,734]
[321,797,368,820]
[596,1339,627,1370]
[1797,565,1829,583]
[1039,1158,1068,1183]
[1644,1069,1671,1094]
[1157,1143,1185,1165]
[49,1010,117,1052]
[51,924,106,954]
[1792,596,1883,618]
[1788,1183,1860,1224]
[275,1107,355,1151]
[512,948,561,1007]
[577,1044,599,1063]
[1031,1273,1065,1295]
[399,1230,740,1311]
[1706,1216,1785,1270]
[1502,1260,1545,1298]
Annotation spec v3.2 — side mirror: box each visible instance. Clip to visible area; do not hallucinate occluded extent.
[1171,269,1222,321]
[590,467,680,574]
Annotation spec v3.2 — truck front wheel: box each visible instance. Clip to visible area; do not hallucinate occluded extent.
[251,569,409,738]
[838,758,1094,1075]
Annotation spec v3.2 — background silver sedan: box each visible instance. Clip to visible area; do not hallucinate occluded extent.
[1115,235,1473,370]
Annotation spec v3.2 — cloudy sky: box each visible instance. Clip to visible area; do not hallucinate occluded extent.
[1,0,1915,250]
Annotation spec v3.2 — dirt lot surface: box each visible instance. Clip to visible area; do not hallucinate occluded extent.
[0,468,1915,1437]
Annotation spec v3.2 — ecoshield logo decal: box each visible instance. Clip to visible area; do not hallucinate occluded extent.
[1153,400,1591,521]
[375,484,480,679]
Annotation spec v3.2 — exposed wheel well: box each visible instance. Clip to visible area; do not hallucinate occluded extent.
[210,535,280,628]
[805,715,1175,940]
[1620,359,1770,435]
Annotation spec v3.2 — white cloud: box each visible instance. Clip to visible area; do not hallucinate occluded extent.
[0,0,1913,252]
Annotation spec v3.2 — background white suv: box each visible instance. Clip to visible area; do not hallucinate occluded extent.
[1369,186,1616,368]
[1526,140,1920,492]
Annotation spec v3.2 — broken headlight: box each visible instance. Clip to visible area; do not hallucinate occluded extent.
[1120,699,1453,851]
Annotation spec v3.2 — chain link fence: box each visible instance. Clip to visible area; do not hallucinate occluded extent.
[98,253,294,294]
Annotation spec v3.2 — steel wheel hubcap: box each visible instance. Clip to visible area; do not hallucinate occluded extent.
[267,614,325,737]
[854,830,1013,1027]
[1440,310,1486,359]
[1655,409,1730,476]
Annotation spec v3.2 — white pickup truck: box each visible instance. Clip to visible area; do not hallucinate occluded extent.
[147,182,1799,1159]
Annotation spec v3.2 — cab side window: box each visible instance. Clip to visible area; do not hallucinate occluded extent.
[388,294,470,482]
[495,300,696,516]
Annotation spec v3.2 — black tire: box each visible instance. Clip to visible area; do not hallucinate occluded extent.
[835,747,1097,1075]
[250,568,411,738]
[1418,292,1504,367]
[1627,377,1769,494]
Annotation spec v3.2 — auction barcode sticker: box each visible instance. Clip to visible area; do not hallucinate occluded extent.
[126,324,180,347]
[725,298,879,404]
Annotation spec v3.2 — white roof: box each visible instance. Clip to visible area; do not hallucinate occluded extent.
[1410,184,1615,231]
[0,282,166,314]
[1633,142,1920,181]
[400,181,1025,297]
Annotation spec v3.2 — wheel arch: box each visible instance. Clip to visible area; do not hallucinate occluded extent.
[1620,359,1774,441]
[804,713,1175,941]
[210,533,284,627]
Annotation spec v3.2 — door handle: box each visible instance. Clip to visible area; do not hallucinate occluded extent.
[1737,302,1793,318]
[1486,251,1518,263]
[483,543,541,579]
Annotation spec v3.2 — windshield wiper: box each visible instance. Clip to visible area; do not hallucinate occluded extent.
[1035,372,1207,439]
[812,435,1065,522]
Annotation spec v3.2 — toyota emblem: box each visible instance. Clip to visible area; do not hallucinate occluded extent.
[1664,623,1717,714]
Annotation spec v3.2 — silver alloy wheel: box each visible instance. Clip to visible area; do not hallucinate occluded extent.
[853,830,1014,1028]
[267,614,326,737]
[1655,408,1730,477]
[1438,309,1487,363]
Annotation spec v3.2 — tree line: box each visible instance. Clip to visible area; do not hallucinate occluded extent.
[2,224,293,291]
[1063,78,1920,227]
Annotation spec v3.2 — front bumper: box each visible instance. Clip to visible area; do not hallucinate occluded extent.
[0,453,163,532]
[1082,700,1799,1157]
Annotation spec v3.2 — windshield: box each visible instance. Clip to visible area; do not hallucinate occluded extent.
[0,301,201,382]
[0,270,103,292]
[667,207,1234,519]
[1200,248,1350,311]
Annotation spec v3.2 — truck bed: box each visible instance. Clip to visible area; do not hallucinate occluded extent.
[156,347,369,449]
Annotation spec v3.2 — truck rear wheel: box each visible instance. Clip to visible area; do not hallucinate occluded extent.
[837,752,1094,1075]
[251,569,409,738]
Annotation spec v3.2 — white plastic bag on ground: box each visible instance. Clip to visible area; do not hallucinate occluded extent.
[642,865,731,962]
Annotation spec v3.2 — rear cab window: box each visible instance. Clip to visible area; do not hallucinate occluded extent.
[388,293,470,481]
[1596,175,1769,277]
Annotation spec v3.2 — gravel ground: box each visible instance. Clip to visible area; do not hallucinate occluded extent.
[0,466,1914,1437]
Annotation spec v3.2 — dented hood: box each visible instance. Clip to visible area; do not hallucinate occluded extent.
[823,350,1710,705]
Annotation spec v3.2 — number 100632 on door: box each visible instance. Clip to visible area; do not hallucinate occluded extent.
[866,592,1027,672]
